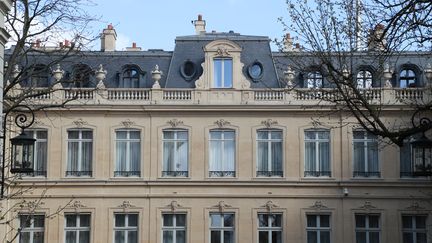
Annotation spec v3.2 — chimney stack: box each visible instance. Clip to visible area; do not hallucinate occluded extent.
[284,33,293,51]
[193,14,206,35]
[101,24,117,52]
[368,24,386,51]
[126,42,142,51]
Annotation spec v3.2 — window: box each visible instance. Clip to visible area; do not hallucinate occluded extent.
[248,61,263,81]
[22,130,47,177]
[257,213,282,243]
[355,214,380,243]
[209,130,235,177]
[180,60,197,81]
[115,129,141,177]
[356,70,373,89]
[162,214,186,243]
[72,64,92,88]
[353,131,380,177]
[306,214,331,243]
[399,69,417,88]
[210,213,235,243]
[256,130,283,177]
[400,136,432,177]
[66,129,93,177]
[162,130,188,177]
[122,68,140,88]
[65,214,91,243]
[306,71,323,88]
[29,65,49,87]
[114,213,138,243]
[19,214,45,243]
[402,215,427,243]
[304,130,331,177]
[214,58,233,88]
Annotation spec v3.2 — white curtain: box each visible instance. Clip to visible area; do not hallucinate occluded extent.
[209,131,235,172]
[319,142,330,172]
[257,141,269,172]
[116,141,127,172]
[82,141,92,172]
[163,141,175,171]
[305,142,316,172]
[67,142,79,171]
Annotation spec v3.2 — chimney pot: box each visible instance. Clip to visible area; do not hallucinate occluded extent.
[295,43,300,48]
[108,23,113,30]
[198,14,202,21]
[132,42,136,48]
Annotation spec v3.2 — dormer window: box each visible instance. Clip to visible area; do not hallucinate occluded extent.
[72,64,92,88]
[399,68,417,88]
[306,71,323,88]
[122,68,140,88]
[29,64,49,87]
[213,58,233,88]
[356,70,373,89]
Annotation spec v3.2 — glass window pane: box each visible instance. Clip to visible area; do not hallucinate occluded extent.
[211,231,221,243]
[403,233,413,243]
[356,232,366,243]
[320,215,330,227]
[79,231,90,243]
[33,215,45,227]
[163,231,173,243]
[129,131,140,139]
[258,214,268,227]
[176,214,186,227]
[115,231,125,243]
[307,231,317,243]
[369,232,380,243]
[163,131,174,139]
[82,131,92,139]
[163,214,173,227]
[272,231,282,243]
[177,131,188,140]
[369,215,380,228]
[416,216,426,229]
[214,59,222,88]
[307,215,316,227]
[320,231,331,243]
[128,214,138,227]
[80,215,90,227]
[66,215,77,227]
[258,231,268,243]
[66,231,77,243]
[20,232,30,243]
[176,230,186,243]
[128,231,138,243]
[417,233,427,243]
[257,131,268,140]
[224,231,235,243]
[117,131,127,139]
[211,214,221,227]
[402,216,412,229]
[36,131,47,139]
[115,214,125,227]
[68,131,79,139]
[210,131,222,139]
[224,214,234,227]
[271,214,282,227]
[271,131,282,140]
[223,59,233,88]
[355,215,365,228]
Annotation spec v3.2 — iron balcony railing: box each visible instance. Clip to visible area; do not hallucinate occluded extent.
[256,171,283,177]
[65,171,92,177]
[304,171,331,177]
[353,171,381,178]
[114,171,141,177]
[209,171,236,177]
[162,171,189,177]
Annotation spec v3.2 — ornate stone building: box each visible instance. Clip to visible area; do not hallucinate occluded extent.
[3,15,432,243]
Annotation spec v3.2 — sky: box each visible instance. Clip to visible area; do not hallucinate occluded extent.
[87,0,288,51]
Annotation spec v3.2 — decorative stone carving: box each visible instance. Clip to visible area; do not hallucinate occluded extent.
[261,119,278,128]
[72,118,88,128]
[216,47,230,57]
[309,201,328,210]
[118,201,135,209]
[19,200,45,211]
[405,202,425,211]
[52,64,64,82]
[358,201,377,210]
[262,201,279,212]
[121,119,135,128]
[169,201,182,212]
[167,119,184,128]
[70,200,86,209]
[214,201,232,212]
[214,119,231,128]
[151,65,162,89]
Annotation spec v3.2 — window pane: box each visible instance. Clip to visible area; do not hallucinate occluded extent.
[258,231,268,243]
[417,233,427,243]
[369,232,380,243]
[66,215,77,227]
[33,215,45,227]
[258,214,268,227]
[307,215,316,227]
[224,214,234,227]
[163,231,173,243]
[403,233,413,243]
[177,131,188,140]
[68,131,79,139]
[224,131,235,140]
[115,231,125,243]
[176,230,186,243]
[211,214,221,227]
[211,231,221,243]
[402,216,412,229]
[163,131,174,139]
[416,216,426,229]
[271,214,282,227]
[355,215,365,228]
[128,231,138,243]
[369,215,380,228]
[20,232,30,243]
[356,232,366,243]
[214,59,222,88]
[117,131,127,139]
[115,214,125,227]
[128,214,138,227]
[79,231,90,243]
[272,231,282,243]
[224,231,235,243]
[320,215,330,227]
[223,59,233,88]
[257,131,268,140]
[66,231,77,243]
[307,231,317,243]
[80,215,90,227]
[176,214,186,227]
[82,131,92,139]
[320,231,331,243]
[210,131,222,139]
[163,214,173,226]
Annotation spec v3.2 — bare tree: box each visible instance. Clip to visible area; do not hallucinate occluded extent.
[277,0,432,147]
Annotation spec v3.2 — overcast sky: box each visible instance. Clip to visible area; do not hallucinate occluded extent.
[87,0,288,51]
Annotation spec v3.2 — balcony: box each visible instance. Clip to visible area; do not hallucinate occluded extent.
[22,87,430,108]
[65,171,92,177]
[20,170,47,177]
[304,171,332,177]
[162,171,189,177]
[353,171,381,178]
[114,171,141,177]
[256,171,283,177]
[209,171,236,177]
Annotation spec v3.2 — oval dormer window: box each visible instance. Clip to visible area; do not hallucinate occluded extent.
[248,61,263,81]
[180,60,196,81]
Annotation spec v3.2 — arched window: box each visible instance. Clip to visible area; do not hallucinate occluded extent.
[29,64,49,87]
[399,68,417,88]
[122,67,140,88]
[356,70,373,89]
[72,64,92,88]
[306,71,323,88]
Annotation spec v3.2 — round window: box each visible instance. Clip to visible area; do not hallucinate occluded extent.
[248,61,263,81]
[180,60,196,81]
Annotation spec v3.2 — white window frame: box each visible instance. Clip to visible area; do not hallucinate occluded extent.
[306,71,323,88]
[257,213,283,243]
[113,213,138,243]
[304,130,331,177]
[64,214,91,243]
[115,129,141,177]
[162,129,189,177]
[256,129,283,177]
[19,214,45,243]
[352,130,380,177]
[209,129,236,177]
[209,213,235,243]
[162,213,187,243]
[402,215,428,243]
[356,70,373,89]
[213,58,233,88]
[66,129,93,176]
[26,129,48,177]
[306,214,331,243]
[355,214,381,243]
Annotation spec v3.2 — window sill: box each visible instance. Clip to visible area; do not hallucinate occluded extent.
[301,177,335,181]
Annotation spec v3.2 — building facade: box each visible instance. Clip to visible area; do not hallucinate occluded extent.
[3,16,432,243]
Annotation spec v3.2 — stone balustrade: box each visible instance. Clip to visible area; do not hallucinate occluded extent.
[23,87,430,107]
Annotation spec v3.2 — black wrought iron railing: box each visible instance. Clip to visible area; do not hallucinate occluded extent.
[353,171,381,177]
[304,171,331,177]
[21,171,47,177]
[66,171,92,177]
[256,171,283,177]
[209,171,236,177]
[400,171,432,177]
[114,171,140,177]
[162,171,188,177]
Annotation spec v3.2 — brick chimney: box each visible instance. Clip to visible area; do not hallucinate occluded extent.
[101,24,117,52]
[126,42,142,51]
[193,14,206,35]
[368,24,386,51]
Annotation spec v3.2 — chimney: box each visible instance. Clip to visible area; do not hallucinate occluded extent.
[368,24,386,51]
[193,14,206,35]
[284,33,293,51]
[101,24,117,51]
[126,42,142,51]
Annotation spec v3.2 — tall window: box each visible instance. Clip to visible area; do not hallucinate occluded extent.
[122,68,140,88]
[399,69,417,88]
[114,213,138,243]
[65,214,91,243]
[115,129,141,177]
[306,71,323,88]
[162,214,186,243]
[30,65,49,87]
[209,130,235,177]
[214,58,233,88]
[402,215,427,243]
[66,129,93,177]
[19,214,45,243]
[306,214,331,243]
[400,136,432,177]
[355,214,380,243]
[257,213,282,243]
[256,130,283,177]
[356,70,373,89]
[353,131,380,177]
[304,130,331,177]
[162,130,188,177]
[72,64,92,88]
[23,130,47,177]
[210,213,235,243]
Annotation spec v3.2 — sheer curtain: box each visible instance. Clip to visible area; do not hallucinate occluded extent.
[67,141,79,172]
[116,141,127,172]
[305,142,316,172]
[163,130,188,173]
[353,142,365,172]
[209,130,235,173]
[257,130,282,175]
